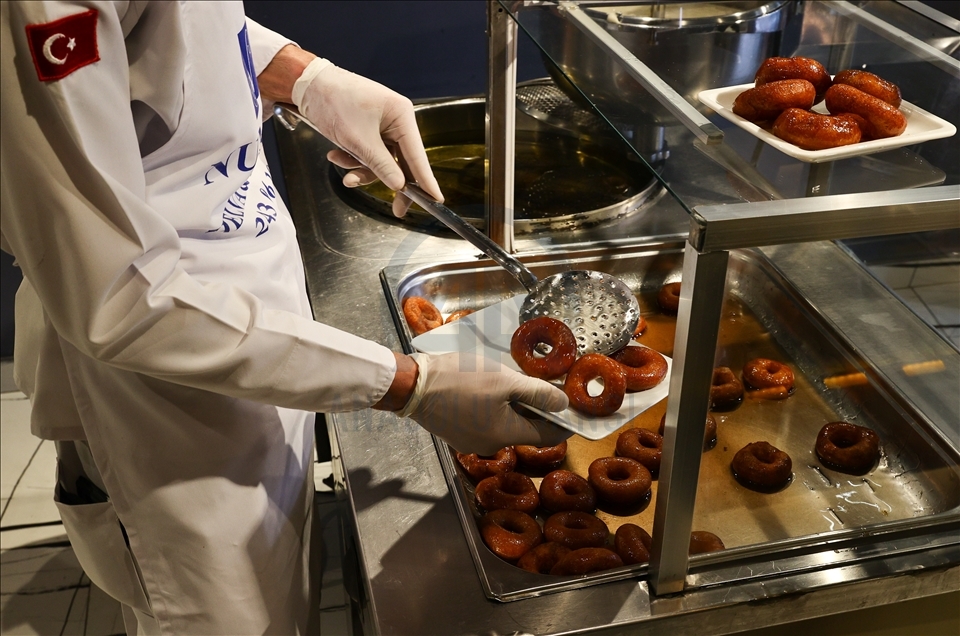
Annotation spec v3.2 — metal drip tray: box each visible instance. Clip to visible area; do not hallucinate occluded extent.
[336,93,660,233]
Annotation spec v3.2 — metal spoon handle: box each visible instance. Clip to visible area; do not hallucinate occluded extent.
[272,103,540,292]
[400,184,539,292]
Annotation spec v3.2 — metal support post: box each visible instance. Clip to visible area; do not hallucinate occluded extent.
[486,0,518,251]
[649,243,730,595]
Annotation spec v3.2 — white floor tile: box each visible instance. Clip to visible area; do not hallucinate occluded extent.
[0,492,61,529]
[59,618,89,636]
[62,583,90,636]
[913,283,960,327]
[1,360,17,394]
[909,263,960,288]
[0,546,85,635]
[1,545,82,595]
[0,614,73,636]
[1,439,59,529]
[868,265,915,290]
[1,390,29,403]
[940,327,960,349]
[61,577,125,636]
[0,525,68,551]
[0,589,77,636]
[319,606,349,636]
[0,393,39,501]
[82,581,125,636]
[891,288,939,325]
[17,441,57,491]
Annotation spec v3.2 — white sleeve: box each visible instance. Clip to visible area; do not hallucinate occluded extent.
[0,1,397,413]
[245,16,295,120]
[245,16,295,76]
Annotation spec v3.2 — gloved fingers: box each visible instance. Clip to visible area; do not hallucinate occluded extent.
[331,145,414,216]
[399,351,573,455]
[403,396,531,456]
[385,124,442,217]
[512,404,576,448]
[341,168,380,188]
[392,192,414,218]
[327,149,387,187]
[349,137,407,193]
[458,404,572,455]
[326,148,363,170]
[508,375,570,413]
[442,431,501,457]
[390,151,414,217]
[296,64,432,198]
[445,412,542,456]
[392,124,443,204]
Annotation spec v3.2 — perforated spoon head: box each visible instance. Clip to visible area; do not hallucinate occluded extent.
[519,270,640,356]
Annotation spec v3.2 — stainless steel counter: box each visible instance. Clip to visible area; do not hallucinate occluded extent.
[276,123,959,635]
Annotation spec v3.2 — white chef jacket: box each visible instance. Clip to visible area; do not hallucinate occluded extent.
[2,0,398,440]
[1,2,396,633]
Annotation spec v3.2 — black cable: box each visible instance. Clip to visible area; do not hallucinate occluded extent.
[0,519,64,532]
[59,571,86,636]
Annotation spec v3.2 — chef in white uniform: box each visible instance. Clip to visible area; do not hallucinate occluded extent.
[0,2,570,634]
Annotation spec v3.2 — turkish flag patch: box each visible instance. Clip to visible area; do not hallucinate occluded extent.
[25,9,99,82]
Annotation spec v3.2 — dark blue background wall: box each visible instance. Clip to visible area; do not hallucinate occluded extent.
[245,1,490,100]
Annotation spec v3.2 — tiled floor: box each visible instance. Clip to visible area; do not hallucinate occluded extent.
[0,372,351,636]
[0,262,956,636]
[867,262,960,348]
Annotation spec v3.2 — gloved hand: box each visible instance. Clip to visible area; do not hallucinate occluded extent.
[396,352,572,456]
[291,58,443,217]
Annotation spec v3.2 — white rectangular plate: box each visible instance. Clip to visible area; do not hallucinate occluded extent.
[698,83,956,163]
[411,294,672,441]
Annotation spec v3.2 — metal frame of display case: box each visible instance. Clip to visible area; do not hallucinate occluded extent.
[486,3,519,252]
[655,185,960,595]
[826,0,960,77]
[487,0,960,597]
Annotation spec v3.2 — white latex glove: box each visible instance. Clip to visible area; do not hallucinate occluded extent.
[396,353,572,456]
[291,58,442,218]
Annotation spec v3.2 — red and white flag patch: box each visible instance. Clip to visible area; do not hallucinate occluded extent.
[25,9,99,82]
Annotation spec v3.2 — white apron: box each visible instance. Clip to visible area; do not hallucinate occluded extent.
[1,2,397,633]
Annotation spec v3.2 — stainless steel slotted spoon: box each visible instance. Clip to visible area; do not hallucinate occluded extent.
[400,183,640,356]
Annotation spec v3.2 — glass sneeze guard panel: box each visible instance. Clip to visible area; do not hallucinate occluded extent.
[503,0,959,214]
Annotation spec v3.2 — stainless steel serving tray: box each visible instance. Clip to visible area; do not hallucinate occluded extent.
[381,243,960,602]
